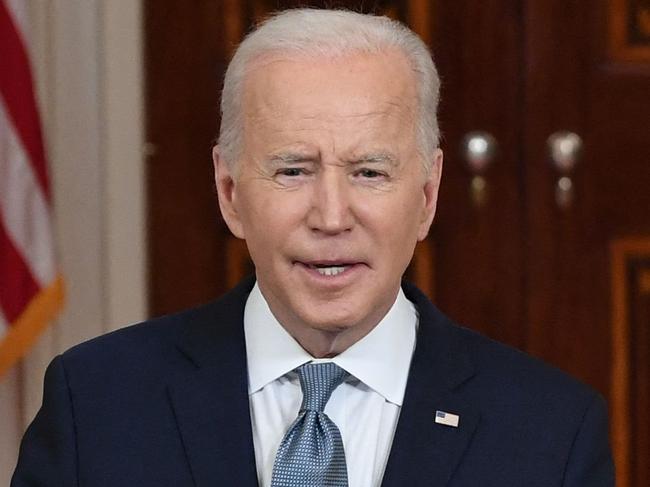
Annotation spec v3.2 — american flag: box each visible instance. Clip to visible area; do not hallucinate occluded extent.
[435,410,460,427]
[0,0,64,378]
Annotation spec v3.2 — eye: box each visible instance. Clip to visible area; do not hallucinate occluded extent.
[277,168,304,177]
[357,168,384,178]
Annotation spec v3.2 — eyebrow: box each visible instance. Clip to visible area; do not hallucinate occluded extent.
[349,152,399,166]
[267,152,317,165]
[266,150,399,166]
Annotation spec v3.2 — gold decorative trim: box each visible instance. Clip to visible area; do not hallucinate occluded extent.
[0,276,64,378]
[610,237,650,487]
[226,237,252,288]
[223,0,245,54]
[411,240,435,298]
[639,269,650,294]
[407,0,433,46]
[609,0,650,62]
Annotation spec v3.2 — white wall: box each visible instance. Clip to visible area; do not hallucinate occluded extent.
[0,1,146,483]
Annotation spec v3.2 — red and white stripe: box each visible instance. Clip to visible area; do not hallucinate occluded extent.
[0,0,63,377]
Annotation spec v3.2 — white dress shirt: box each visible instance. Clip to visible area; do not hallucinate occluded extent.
[244,282,418,487]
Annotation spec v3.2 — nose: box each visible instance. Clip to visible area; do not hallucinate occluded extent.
[307,170,355,235]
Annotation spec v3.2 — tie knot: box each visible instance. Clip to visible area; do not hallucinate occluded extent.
[298,362,348,412]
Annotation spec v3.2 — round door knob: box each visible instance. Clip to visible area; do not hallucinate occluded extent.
[462,131,497,174]
[547,131,583,209]
[461,131,497,208]
[547,131,582,173]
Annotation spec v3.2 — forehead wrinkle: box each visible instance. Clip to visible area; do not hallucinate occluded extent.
[246,110,413,165]
[247,80,412,118]
[241,52,421,169]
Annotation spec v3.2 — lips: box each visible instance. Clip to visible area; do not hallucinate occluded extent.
[309,264,349,276]
[295,259,365,278]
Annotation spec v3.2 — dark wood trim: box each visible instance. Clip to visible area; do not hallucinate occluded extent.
[639,269,650,294]
[610,237,650,487]
[223,0,245,54]
[411,240,435,299]
[225,237,253,288]
[407,0,433,45]
[609,0,650,61]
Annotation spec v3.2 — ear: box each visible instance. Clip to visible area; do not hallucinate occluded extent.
[417,148,443,241]
[213,145,245,239]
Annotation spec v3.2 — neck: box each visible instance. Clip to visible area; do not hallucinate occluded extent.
[264,300,394,359]
[288,326,373,358]
[255,280,398,359]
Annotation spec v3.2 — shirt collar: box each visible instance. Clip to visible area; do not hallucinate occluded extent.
[244,282,418,406]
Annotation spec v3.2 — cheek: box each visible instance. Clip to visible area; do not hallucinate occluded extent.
[373,195,425,257]
[370,190,424,231]
[239,190,307,243]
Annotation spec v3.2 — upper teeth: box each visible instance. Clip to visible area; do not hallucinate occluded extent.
[315,266,346,276]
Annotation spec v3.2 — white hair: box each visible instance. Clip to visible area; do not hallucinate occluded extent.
[218,8,441,174]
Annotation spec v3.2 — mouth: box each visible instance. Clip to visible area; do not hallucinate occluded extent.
[295,260,364,278]
[308,263,350,276]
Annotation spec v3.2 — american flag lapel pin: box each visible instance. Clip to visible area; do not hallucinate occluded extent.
[435,410,460,428]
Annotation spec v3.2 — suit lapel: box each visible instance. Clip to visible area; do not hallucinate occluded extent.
[381,283,480,487]
[164,278,479,487]
[168,278,259,487]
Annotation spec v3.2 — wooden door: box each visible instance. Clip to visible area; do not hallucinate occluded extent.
[428,0,527,350]
[523,1,650,484]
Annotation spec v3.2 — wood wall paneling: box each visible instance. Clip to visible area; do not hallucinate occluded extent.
[524,0,650,406]
[431,0,525,349]
[146,2,232,314]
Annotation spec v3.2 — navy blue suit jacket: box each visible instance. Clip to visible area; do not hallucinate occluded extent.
[12,278,614,486]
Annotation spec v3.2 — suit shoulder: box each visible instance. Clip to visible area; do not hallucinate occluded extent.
[59,300,222,378]
[57,278,253,390]
[454,322,599,404]
[404,281,599,404]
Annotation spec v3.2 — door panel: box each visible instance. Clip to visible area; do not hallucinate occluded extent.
[524,2,650,483]
[430,0,525,349]
[146,1,233,313]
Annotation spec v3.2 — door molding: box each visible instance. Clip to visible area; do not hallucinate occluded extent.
[610,237,650,487]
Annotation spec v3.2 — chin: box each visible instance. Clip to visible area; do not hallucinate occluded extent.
[308,320,356,334]
[296,306,365,334]
[298,285,387,327]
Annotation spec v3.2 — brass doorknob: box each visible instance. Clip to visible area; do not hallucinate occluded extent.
[547,131,582,173]
[461,131,497,208]
[462,131,497,174]
[547,131,583,209]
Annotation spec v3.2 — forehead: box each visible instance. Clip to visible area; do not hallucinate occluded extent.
[241,49,418,139]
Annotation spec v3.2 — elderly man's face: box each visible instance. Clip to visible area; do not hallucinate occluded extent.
[215,50,442,355]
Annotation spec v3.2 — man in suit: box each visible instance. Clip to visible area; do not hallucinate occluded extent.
[13,8,614,487]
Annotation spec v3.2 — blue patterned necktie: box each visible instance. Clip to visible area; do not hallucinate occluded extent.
[271,362,349,487]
